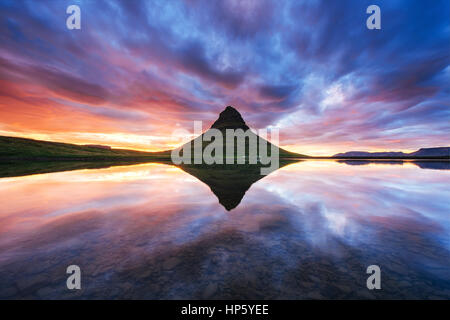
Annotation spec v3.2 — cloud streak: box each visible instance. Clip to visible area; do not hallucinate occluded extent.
[0,0,448,155]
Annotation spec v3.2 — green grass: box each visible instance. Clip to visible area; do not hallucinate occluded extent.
[0,136,172,161]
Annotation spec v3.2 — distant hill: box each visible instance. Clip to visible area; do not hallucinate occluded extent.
[409,147,450,158]
[333,147,449,159]
[334,151,407,157]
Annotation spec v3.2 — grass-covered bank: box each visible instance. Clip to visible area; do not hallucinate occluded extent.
[0,136,172,162]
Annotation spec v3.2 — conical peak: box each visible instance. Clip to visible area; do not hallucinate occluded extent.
[223,105,240,114]
[210,106,249,130]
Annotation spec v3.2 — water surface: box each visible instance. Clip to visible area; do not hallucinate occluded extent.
[0,161,449,299]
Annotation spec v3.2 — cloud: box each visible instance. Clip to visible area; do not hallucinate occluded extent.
[177,42,245,89]
[258,84,298,100]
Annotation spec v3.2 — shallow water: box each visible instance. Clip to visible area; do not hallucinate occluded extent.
[0,160,449,299]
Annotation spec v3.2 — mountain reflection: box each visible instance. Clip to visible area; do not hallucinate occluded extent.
[0,159,448,211]
[0,160,301,211]
[177,161,299,210]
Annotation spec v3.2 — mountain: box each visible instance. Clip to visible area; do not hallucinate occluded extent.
[210,106,250,130]
[333,147,449,159]
[175,106,306,161]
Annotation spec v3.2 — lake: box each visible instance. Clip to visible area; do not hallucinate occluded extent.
[0,160,449,299]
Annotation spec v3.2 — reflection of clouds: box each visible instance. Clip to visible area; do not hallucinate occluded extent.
[0,163,185,183]
[322,207,348,236]
[0,161,449,298]
[1,161,449,255]
[247,161,450,251]
[0,163,218,248]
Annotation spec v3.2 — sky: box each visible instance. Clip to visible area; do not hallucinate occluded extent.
[0,0,449,156]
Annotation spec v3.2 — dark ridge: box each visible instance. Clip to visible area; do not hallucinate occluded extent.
[409,147,450,157]
[333,147,450,159]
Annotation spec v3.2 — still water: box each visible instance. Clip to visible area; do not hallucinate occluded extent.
[0,160,449,299]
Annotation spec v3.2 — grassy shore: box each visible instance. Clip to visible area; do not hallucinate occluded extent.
[0,136,172,162]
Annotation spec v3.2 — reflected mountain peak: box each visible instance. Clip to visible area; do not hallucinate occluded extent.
[177,161,298,211]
